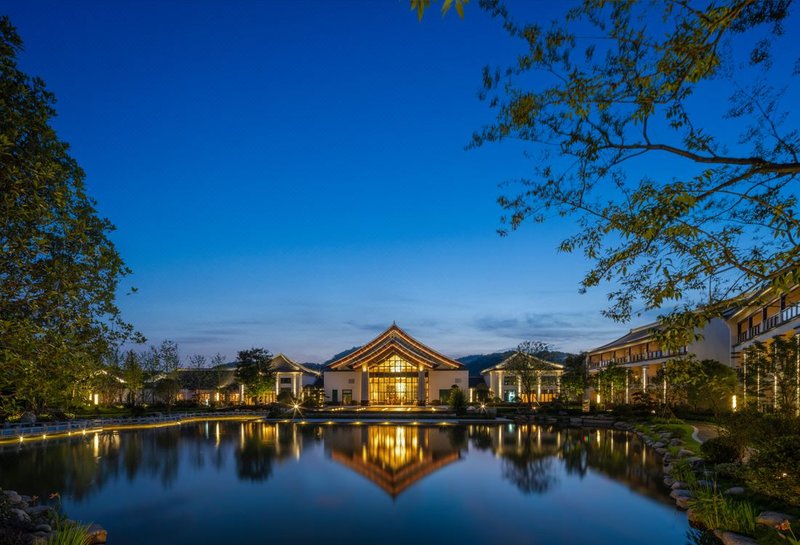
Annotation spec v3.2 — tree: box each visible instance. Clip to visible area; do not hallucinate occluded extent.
[504,340,555,408]
[448,385,467,415]
[560,353,587,404]
[742,336,800,416]
[0,17,134,413]
[122,350,144,406]
[188,354,207,368]
[236,348,274,404]
[154,340,181,409]
[656,356,737,418]
[594,363,626,407]
[473,0,799,346]
[210,353,227,368]
[409,0,469,20]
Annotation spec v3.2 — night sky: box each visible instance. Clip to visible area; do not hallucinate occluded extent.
[6,1,797,362]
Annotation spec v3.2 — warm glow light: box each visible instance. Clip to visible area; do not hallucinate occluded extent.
[596,394,601,404]
[731,395,737,411]
[92,393,99,405]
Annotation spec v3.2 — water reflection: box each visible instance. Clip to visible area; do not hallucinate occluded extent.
[325,426,462,497]
[0,422,666,503]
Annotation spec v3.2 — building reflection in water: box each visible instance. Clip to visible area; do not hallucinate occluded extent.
[0,421,668,504]
[325,426,462,498]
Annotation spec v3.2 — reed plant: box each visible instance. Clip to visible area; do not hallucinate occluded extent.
[46,518,91,545]
[688,483,757,536]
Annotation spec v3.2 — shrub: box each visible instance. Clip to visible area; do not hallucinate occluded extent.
[448,388,466,416]
[701,436,743,464]
[745,436,800,507]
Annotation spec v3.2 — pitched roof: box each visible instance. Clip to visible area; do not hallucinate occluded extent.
[587,322,660,354]
[326,323,464,371]
[176,368,237,389]
[271,353,321,376]
[481,353,564,374]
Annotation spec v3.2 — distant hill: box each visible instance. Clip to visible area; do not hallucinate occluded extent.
[456,351,514,376]
[457,350,573,376]
[321,346,361,367]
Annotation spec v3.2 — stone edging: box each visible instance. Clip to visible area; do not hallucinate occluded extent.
[1,489,107,544]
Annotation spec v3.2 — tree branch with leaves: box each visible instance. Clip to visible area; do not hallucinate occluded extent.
[472,0,799,346]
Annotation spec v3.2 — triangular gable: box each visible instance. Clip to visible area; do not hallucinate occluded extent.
[327,324,464,371]
[272,353,321,376]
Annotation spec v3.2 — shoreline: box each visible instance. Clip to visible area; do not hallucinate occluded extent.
[0,410,640,445]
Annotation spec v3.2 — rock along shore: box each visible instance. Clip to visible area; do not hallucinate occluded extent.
[1,489,107,544]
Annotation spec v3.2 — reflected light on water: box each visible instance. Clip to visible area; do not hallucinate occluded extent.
[0,421,688,545]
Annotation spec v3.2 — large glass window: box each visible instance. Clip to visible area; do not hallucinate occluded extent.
[368,355,427,405]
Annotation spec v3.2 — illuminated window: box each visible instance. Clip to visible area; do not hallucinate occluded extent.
[368,355,427,405]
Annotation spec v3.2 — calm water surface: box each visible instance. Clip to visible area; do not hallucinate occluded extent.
[0,422,690,544]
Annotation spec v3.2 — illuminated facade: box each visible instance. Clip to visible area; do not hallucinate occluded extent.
[726,285,800,414]
[481,355,564,403]
[272,353,321,399]
[586,318,731,401]
[324,324,468,406]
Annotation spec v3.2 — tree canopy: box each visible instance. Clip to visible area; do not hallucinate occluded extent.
[504,340,555,407]
[236,348,275,403]
[471,0,799,345]
[0,17,133,412]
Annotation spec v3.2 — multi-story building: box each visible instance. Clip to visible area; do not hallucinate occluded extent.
[725,285,800,413]
[727,285,800,354]
[586,318,731,401]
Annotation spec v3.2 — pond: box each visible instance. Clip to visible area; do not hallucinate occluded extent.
[0,421,691,544]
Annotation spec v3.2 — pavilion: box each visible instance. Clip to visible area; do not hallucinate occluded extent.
[323,323,468,406]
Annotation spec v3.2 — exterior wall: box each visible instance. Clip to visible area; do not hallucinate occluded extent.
[484,370,562,402]
[428,370,468,403]
[688,317,731,366]
[588,318,733,374]
[325,369,470,405]
[324,371,360,404]
[728,287,800,358]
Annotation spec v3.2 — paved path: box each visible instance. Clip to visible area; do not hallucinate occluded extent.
[691,422,721,444]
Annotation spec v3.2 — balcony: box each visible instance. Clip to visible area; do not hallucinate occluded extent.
[588,347,688,370]
[736,302,800,345]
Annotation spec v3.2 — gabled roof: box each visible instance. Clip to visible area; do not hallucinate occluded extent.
[175,368,237,389]
[326,323,464,371]
[587,322,659,354]
[272,353,321,376]
[481,353,564,374]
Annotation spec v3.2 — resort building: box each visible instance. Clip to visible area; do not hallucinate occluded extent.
[323,323,468,405]
[174,368,242,405]
[586,318,731,399]
[727,285,800,355]
[481,354,564,403]
[725,285,800,413]
[272,353,321,399]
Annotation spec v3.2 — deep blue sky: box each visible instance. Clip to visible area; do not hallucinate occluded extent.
[8,1,795,363]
